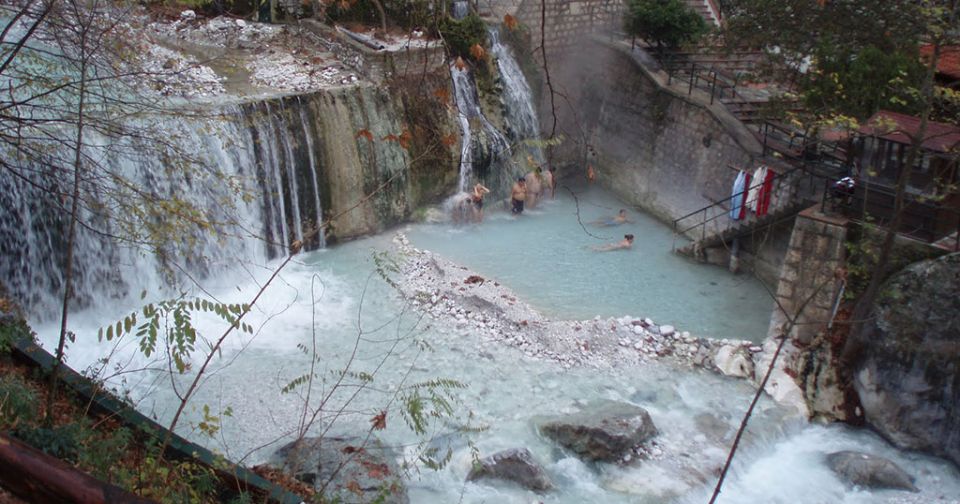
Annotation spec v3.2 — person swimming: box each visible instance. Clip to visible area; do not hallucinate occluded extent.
[593,234,634,252]
[592,209,632,227]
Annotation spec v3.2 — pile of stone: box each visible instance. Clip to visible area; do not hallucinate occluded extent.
[393,232,760,378]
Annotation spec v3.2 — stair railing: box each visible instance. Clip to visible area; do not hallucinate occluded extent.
[671,163,809,250]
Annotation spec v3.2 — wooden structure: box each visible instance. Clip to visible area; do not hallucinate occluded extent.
[829,110,960,248]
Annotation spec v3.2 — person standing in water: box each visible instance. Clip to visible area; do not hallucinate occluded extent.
[593,234,634,251]
[511,177,526,215]
[545,165,557,199]
[525,167,543,209]
[472,182,490,222]
[587,164,596,184]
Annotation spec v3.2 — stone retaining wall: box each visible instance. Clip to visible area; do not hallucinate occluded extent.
[767,207,848,345]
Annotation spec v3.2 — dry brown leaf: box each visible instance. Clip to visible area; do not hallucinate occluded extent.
[371,410,387,430]
[441,133,457,147]
[345,480,363,495]
[356,129,374,142]
[469,43,486,61]
[398,130,412,150]
[433,87,450,104]
[504,14,518,31]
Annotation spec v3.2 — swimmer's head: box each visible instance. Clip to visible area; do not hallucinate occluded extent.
[625,234,634,241]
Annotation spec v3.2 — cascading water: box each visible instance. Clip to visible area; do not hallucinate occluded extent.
[488,26,545,168]
[449,64,511,194]
[0,97,327,318]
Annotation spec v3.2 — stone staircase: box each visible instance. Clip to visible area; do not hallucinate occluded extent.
[682,0,721,26]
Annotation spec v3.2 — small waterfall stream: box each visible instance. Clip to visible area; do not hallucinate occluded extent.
[489,26,545,167]
[450,64,511,194]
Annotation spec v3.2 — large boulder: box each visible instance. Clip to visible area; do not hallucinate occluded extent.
[466,448,553,491]
[826,451,918,492]
[853,252,960,466]
[538,400,658,462]
[268,437,408,503]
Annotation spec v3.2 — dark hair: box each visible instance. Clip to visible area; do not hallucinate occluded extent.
[625,234,634,240]
[518,176,526,182]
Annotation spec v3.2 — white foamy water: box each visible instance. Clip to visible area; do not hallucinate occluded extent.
[33,219,960,504]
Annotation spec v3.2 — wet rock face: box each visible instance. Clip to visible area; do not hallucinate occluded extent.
[466,448,553,492]
[854,252,960,466]
[269,437,408,503]
[538,400,658,462]
[826,451,918,492]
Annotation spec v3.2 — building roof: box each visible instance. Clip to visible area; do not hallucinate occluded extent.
[859,110,960,153]
[920,44,960,82]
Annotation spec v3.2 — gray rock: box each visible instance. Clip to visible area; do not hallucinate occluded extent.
[269,437,408,503]
[538,400,658,462]
[466,448,553,491]
[826,451,918,492]
[854,252,960,466]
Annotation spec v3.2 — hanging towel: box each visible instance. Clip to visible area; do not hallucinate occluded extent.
[757,167,776,216]
[738,171,752,220]
[746,165,766,212]
[729,171,745,220]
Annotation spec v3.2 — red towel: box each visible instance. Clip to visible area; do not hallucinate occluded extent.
[757,169,776,216]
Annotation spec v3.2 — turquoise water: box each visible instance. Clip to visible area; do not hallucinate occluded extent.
[406,185,774,342]
[36,231,960,504]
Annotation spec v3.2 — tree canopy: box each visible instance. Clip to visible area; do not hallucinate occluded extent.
[623,0,709,52]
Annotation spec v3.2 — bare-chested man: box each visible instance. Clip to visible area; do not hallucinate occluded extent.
[511,177,526,215]
[524,167,543,209]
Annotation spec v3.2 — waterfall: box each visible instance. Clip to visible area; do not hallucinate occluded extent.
[0,98,328,319]
[296,96,326,248]
[451,0,469,19]
[488,27,545,167]
[450,64,510,194]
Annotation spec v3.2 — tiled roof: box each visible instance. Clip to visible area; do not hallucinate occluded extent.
[859,110,960,153]
[920,44,960,82]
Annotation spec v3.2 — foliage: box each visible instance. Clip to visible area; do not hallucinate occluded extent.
[801,44,926,119]
[438,13,488,60]
[843,223,947,301]
[98,297,253,374]
[325,0,437,30]
[0,317,32,354]
[0,375,37,428]
[623,0,708,51]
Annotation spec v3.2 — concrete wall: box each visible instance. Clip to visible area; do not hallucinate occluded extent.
[542,40,762,224]
[767,207,848,345]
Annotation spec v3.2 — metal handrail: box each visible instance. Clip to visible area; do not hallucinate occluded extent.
[822,178,960,251]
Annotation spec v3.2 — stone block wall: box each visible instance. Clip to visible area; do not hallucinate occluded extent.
[513,0,624,55]
[767,207,848,345]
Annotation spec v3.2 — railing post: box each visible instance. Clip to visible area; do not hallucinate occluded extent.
[689,63,695,95]
[709,72,717,105]
[701,208,707,242]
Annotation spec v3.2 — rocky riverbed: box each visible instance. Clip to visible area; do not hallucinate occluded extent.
[392,233,763,379]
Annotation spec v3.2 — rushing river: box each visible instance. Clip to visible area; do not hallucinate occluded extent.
[33,187,960,504]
